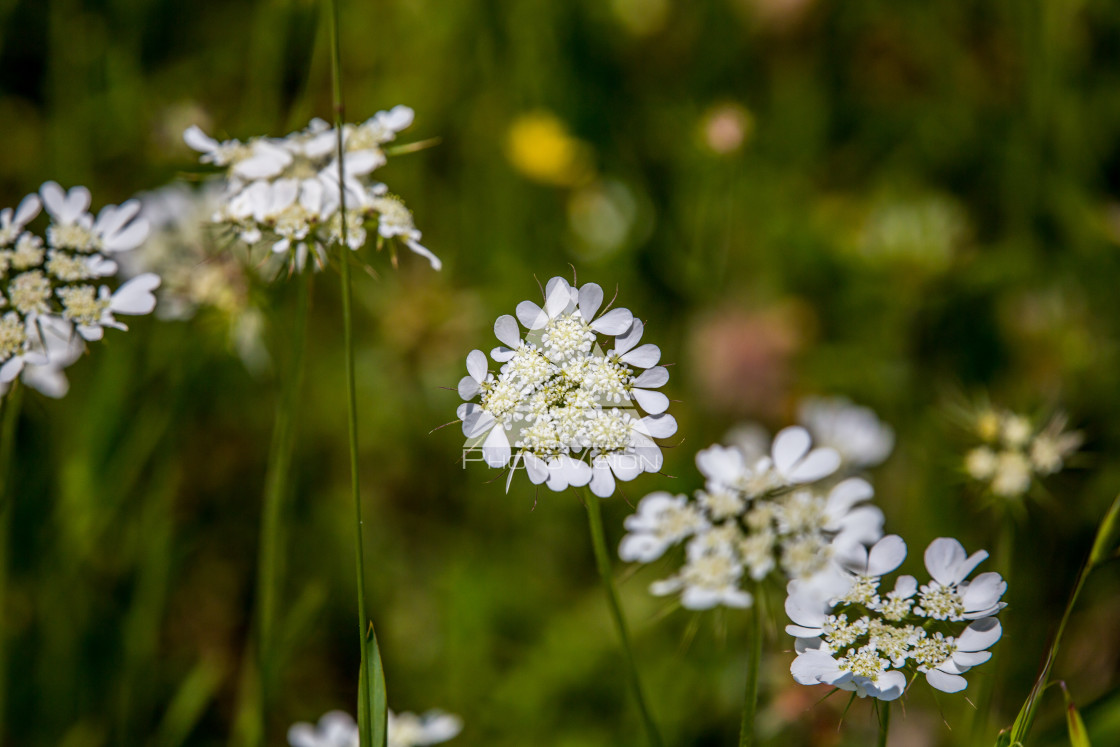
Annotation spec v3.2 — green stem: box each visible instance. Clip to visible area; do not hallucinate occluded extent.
[246,274,311,745]
[0,382,21,743]
[877,701,891,747]
[737,594,763,747]
[327,2,383,744]
[582,491,663,747]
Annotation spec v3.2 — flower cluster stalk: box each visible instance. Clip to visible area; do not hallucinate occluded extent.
[737,595,763,747]
[582,488,663,747]
[0,381,21,742]
[327,0,386,744]
[877,702,891,747]
[239,274,310,745]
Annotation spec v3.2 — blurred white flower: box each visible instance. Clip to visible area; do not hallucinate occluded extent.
[288,708,461,747]
[798,396,894,469]
[185,106,437,274]
[457,276,676,497]
[0,183,160,398]
[963,406,1081,501]
[622,425,882,611]
[786,535,1005,700]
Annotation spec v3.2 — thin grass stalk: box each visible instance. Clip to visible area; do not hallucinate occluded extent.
[246,273,311,744]
[327,1,386,744]
[0,381,22,742]
[877,701,891,747]
[581,489,664,747]
[737,593,763,747]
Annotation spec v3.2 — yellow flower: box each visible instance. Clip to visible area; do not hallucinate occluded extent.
[505,111,594,187]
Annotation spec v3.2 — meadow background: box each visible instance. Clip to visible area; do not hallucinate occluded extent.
[3,0,1120,744]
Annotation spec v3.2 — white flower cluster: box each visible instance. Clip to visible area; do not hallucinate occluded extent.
[288,708,462,747]
[787,536,1006,700]
[619,425,885,610]
[964,409,1082,499]
[457,276,677,497]
[0,183,160,398]
[184,106,439,273]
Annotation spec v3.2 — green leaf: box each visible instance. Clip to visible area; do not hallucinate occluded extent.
[1061,682,1091,747]
[1089,494,1120,569]
[153,657,226,747]
[358,621,388,747]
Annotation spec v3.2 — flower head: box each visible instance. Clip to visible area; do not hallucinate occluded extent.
[1,183,159,398]
[621,424,882,610]
[185,108,437,274]
[963,407,1081,502]
[457,276,676,497]
[798,396,894,470]
[785,535,1006,700]
[288,708,462,747]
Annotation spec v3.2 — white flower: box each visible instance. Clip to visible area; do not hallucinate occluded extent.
[288,709,461,747]
[288,711,358,747]
[185,107,436,274]
[785,535,1006,701]
[798,396,894,469]
[0,193,41,246]
[921,617,1002,693]
[458,276,676,497]
[0,184,160,399]
[916,537,1006,621]
[650,533,753,610]
[618,491,710,562]
[387,709,463,747]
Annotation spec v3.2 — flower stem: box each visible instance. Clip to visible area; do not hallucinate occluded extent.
[582,490,663,747]
[877,701,891,747]
[327,1,385,744]
[243,273,311,744]
[0,382,22,743]
[737,594,763,747]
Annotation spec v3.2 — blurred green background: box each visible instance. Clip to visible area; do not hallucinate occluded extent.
[3,0,1120,745]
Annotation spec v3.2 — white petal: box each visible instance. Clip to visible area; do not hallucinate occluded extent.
[873,670,908,700]
[524,453,549,484]
[924,538,968,586]
[110,273,160,315]
[561,456,592,487]
[825,478,875,515]
[0,358,25,383]
[490,346,515,362]
[543,277,572,318]
[14,193,41,226]
[632,387,669,415]
[961,573,1007,614]
[695,444,746,485]
[632,366,669,388]
[342,149,383,176]
[457,375,480,400]
[619,534,669,563]
[590,307,633,335]
[786,448,841,483]
[608,453,643,482]
[589,459,616,498]
[404,239,441,270]
[482,426,511,468]
[516,300,548,330]
[22,365,69,399]
[613,317,643,355]
[639,413,677,439]
[620,343,661,368]
[578,282,603,320]
[956,617,1002,652]
[494,314,522,348]
[772,426,811,475]
[182,125,219,153]
[101,217,150,252]
[785,593,827,629]
[925,669,967,694]
[866,535,907,577]
[465,349,488,383]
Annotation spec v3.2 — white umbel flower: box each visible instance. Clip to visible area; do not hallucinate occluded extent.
[785,535,1006,700]
[0,183,160,398]
[621,423,883,611]
[185,107,437,274]
[288,709,462,747]
[964,407,1081,501]
[457,276,677,497]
